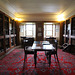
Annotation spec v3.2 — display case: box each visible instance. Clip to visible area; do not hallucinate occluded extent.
[4,16,9,35]
[9,19,13,34]
[62,15,75,51]
[71,17,75,36]
[0,11,17,56]
[5,38,10,49]
[11,37,14,46]
[0,13,3,36]
[0,39,4,53]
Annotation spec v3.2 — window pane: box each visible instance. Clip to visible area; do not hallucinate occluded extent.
[44,24,53,37]
[46,31,52,36]
[26,25,32,30]
[20,25,24,32]
[33,25,36,37]
[27,31,32,36]
[46,25,52,30]
[20,22,36,37]
[20,25,25,36]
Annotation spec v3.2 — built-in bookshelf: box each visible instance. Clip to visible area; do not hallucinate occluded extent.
[0,39,4,52]
[63,22,66,35]
[66,19,70,43]
[0,13,3,36]
[63,21,66,44]
[15,37,17,45]
[62,15,75,51]
[11,37,14,46]
[0,11,17,55]
[14,21,17,34]
[5,38,10,49]
[66,19,70,35]
[71,17,75,36]
[9,19,13,34]
[71,17,75,50]
[0,13,4,53]
[4,16,9,35]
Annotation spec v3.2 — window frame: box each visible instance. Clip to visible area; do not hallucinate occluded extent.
[20,22,36,37]
[44,23,56,38]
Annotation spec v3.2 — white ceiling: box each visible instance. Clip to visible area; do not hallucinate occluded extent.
[0,0,75,21]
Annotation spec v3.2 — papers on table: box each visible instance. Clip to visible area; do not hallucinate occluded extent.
[42,41,50,45]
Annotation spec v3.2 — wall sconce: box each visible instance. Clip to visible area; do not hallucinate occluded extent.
[57,14,65,21]
[15,18,22,21]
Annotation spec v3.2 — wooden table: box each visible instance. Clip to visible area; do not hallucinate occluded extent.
[27,41,55,67]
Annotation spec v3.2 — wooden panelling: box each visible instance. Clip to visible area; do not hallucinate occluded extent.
[0,11,18,55]
[59,22,64,45]
[36,22,44,41]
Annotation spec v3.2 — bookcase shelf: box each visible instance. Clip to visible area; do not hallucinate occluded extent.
[0,13,3,36]
[62,15,75,51]
[0,39,4,52]
[0,11,17,55]
[14,22,17,34]
[71,16,75,48]
[9,19,14,34]
[71,17,75,36]
[4,16,9,35]
[5,38,10,49]
[71,35,75,39]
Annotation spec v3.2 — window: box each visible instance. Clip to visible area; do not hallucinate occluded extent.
[44,23,56,38]
[20,22,36,37]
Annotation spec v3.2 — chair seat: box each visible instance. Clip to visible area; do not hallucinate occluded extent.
[25,46,34,52]
[25,46,34,54]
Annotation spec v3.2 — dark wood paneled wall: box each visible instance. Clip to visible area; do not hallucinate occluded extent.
[15,21,20,45]
[19,21,60,44]
[59,22,64,45]
[36,22,44,41]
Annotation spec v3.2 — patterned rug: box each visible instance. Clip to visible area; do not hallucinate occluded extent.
[0,48,75,75]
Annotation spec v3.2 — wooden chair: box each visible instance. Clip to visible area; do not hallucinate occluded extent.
[23,39,34,59]
[46,40,59,63]
[46,37,56,44]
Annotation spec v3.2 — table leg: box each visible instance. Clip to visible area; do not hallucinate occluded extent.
[34,51,37,68]
[25,53,27,59]
[49,54,51,67]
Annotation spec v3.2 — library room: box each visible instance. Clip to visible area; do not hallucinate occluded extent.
[0,0,75,75]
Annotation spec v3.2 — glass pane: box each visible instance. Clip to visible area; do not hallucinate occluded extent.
[20,25,25,36]
[33,25,36,37]
[20,22,36,37]
[46,31,52,36]
[27,31,32,36]
[26,25,32,30]
[20,25,24,32]
[46,25,52,30]
[68,24,71,30]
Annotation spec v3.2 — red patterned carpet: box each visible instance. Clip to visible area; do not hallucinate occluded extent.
[0,48,75,75]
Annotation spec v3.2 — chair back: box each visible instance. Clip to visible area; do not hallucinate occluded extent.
[23,39,28,53]
[46,37,56,44]
[23,38,34,53]
[54,40,58,52]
